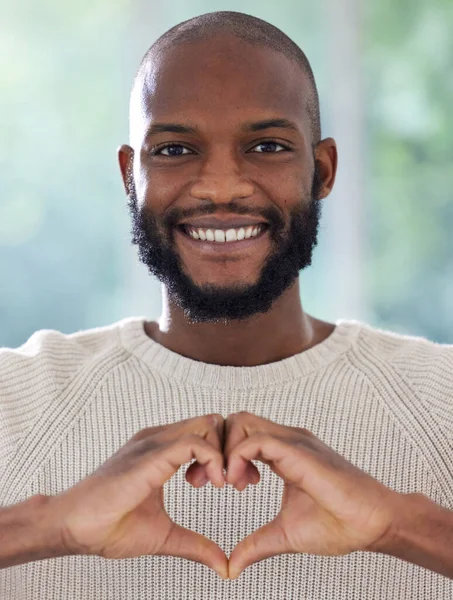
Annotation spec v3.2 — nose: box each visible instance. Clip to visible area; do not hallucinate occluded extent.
[189,150,255,203]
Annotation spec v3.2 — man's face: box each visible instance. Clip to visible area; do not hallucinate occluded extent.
[124,35,326,324]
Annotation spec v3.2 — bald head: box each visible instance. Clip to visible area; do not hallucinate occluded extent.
[130,11,321,146]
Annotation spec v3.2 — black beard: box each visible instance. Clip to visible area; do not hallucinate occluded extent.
[127,162,324,324]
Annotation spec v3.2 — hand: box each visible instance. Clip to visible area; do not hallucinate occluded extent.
[50,414,229,579]
[221,412,401,579]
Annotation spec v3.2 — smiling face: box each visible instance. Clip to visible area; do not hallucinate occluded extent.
[120,34,336,324]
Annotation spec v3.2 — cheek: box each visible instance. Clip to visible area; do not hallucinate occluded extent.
[132,156,149,206]
[252,158,308,205]
[137,161,183,212]
[260,175,303,209]
[282,171,311,206]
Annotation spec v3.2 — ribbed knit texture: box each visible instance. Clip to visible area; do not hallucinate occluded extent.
[1,316,453,599]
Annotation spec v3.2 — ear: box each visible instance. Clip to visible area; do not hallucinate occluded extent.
[117,144,134,196]
[313,137,338,199]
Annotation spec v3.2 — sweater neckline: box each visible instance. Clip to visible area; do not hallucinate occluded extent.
[119,316,362,389]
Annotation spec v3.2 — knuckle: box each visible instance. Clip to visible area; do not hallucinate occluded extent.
[300,427,315,437]
[205,413,220,427]
[288,425,314,438]
[183,433,204,446]
[237,411,252,418]
[227,411,251,423]
[225,414,235,428]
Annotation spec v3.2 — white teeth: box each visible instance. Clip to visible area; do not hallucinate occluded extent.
[225,229,237,242]
[185,224,265,243]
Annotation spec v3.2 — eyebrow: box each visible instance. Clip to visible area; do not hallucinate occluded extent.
[242,118,299,133]
[145,118,299,138]
[145,123,198,137]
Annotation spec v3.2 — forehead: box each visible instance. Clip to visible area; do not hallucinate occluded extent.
[131,35,311,144]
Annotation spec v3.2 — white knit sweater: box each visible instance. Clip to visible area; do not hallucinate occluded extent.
[1,316,453,599]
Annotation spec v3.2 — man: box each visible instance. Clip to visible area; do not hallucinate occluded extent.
[1,10,453,600]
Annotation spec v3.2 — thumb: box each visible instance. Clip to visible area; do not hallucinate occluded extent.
[228,518,290,580]
[159,522,229,579]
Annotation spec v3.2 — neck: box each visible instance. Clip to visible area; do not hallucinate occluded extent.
[144,281,336,367]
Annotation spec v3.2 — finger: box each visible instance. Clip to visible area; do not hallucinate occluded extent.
[228,518,290,580]
[226,413,307,447]
[199,413,225,471]
[185,414,224,486]
[226,433,305,487]
[224,413,266,484]
[224,412,266,455]
[232,462,261,491]
[132,413,220,444]
[158,414,224,442]
[209,414,225,449]
[159,522,229,580]
[225,412,290,445]
[150,434,225,489]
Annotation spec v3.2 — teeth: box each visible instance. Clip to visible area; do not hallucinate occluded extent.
[225,229,237,242]
[185,225,265,243]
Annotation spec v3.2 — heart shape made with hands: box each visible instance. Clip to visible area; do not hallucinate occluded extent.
[183,411,402,580]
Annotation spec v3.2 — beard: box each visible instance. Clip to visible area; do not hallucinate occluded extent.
[127,161,324,324]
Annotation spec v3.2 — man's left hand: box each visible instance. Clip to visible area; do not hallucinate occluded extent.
[219,412,402,580]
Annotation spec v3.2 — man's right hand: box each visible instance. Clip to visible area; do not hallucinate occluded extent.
[49,414,231,578]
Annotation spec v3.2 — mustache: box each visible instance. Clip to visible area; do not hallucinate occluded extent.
[125,158,323,235]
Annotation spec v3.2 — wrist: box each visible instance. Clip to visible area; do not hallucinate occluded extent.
[369,491,453,579]
[363,491,411,556]
[0,494,70,569]
[368,492,422,556]
[34,494,72,559]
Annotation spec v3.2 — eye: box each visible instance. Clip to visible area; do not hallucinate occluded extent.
[152,144,193,157]
[250,141,289,153]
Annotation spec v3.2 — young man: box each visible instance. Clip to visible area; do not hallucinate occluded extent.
[1,11,453,600]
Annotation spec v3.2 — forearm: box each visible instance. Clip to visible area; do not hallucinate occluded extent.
[375,492,453,579]
[0,494,68,569]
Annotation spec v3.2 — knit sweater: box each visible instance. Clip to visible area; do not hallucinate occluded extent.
[1,316,453,599]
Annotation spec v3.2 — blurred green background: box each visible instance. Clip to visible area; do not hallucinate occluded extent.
[1,0,453,348]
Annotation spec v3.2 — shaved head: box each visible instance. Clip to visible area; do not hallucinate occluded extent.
[119,10,337,324]
[130,11,321,146]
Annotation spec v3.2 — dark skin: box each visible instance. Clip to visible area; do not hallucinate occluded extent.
[118,34,338,367]
[31,37,453,579]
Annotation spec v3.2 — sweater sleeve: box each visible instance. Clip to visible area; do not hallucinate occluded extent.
[0,329,90,469]
[392,337,453,444]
